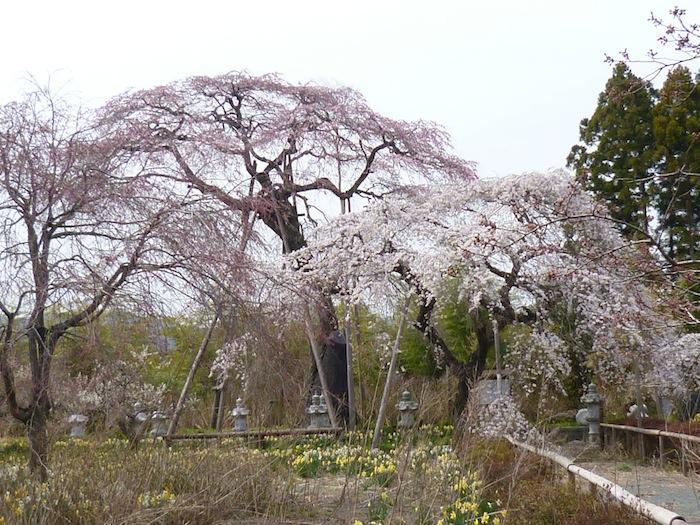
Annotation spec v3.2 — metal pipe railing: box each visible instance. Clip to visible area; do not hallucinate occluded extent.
[602,423,700,444]
[506,436,687,525]
[601,422,700,472]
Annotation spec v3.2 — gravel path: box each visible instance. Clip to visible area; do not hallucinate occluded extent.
[577,459,700,522]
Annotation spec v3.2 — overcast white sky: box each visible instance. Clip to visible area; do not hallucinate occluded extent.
[0,0,691,177]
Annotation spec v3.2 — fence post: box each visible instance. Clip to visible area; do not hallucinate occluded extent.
[611,427,616,450]
[658,434,665,466]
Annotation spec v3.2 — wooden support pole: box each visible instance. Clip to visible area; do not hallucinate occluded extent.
[303,305,339,430]
[215,379,227,432]
[371,295,411,450]
[611,427,616,450]
[658,435,665,466]
[344,302,356,431]
[210,388,221,429]
[168,312,220,437]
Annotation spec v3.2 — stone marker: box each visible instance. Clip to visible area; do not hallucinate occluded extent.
[475,370,511,405]
[657,397,674,419]
[396,390,419,428]
[150,411,169,437]
[627,403,648,419]
[230,397,250,432]
[68,414,88,438]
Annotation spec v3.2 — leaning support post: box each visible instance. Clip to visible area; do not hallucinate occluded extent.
[344,301,356,430]
[167,312,220,437]
[492,319,502,394]
[303,305,339,430]
[371,295,411,450]
[215,378,228,432]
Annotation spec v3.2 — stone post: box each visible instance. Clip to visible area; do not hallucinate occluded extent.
[68,414,88,438]
[150,411,170,437]
[396,390,419,429]
[580,383,603,444]
[230,397,250,432]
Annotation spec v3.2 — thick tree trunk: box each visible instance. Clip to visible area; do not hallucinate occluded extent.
[303,307,339,429]
[25,329,54,481]
[411,288,492,419]
[27,408,49,481]
[452,314,492,416]
[261,197,349,423]
[310,302,348,422]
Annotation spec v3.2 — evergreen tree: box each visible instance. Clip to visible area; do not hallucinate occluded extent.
[567,63,657,238]
[652,66,700,261]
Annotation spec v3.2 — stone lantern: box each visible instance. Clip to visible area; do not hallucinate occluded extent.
[396,390,419,428]
[307,392,331,429]
[68,414,88,438]
[150,411,169,437]
[230,397,250,432]
[580,383,604,444]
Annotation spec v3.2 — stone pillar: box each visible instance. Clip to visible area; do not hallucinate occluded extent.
[396,390,419,429]
[68,414,88,438]
[150,411,170,437]
[230,397,250,432]
[580,383,604,444]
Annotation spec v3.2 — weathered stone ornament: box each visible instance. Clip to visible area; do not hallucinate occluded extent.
[150,411,170,437]
[68,414,88,438]
[580,383,604,444]
[396,390,419,428]
[230,397,250,432]
[307,392,331,429]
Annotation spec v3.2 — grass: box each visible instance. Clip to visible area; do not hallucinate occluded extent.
[467,439,653,525]
[0,427,660,524]
[0,437,293,524]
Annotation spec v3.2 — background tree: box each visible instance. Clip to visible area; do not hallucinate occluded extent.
[652,65,700,261]
[567,63,657,238]
[104,73,475,421]
[0,89,184,478]
[292,171,687,416]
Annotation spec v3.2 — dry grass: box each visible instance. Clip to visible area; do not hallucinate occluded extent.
[462,439,653,525]
[0,437,297,524]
